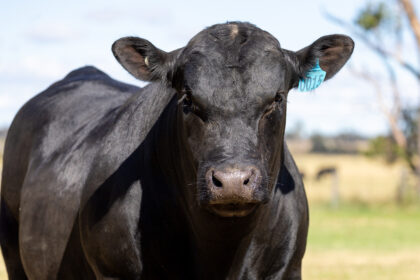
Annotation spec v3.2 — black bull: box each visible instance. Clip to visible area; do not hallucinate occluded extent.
[0,22,353,279]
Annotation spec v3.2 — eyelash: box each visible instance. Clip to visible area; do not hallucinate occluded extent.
[180,86,208,122]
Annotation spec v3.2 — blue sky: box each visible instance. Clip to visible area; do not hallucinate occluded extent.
[1,0,419,136]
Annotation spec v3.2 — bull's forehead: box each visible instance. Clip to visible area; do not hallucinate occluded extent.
[182,23,286,113]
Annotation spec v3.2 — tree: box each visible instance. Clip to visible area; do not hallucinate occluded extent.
[326,0,420,195]
[310,133,329,153]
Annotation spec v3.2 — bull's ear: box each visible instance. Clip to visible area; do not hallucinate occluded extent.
[289,34,354,88]
[112,37,180,82]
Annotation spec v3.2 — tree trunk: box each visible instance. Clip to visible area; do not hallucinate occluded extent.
[399,0,420,197]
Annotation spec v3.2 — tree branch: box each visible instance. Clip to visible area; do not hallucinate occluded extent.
[348,66,407,149]
[324,11,420,80]
[399,0,420,48]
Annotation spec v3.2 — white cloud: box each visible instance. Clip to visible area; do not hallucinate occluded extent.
[25,23,83,44]
[84,6,174,27]
[0,54,69,82]
[21,56,69,79]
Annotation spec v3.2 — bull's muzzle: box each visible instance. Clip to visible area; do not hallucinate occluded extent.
[205,166,262,217]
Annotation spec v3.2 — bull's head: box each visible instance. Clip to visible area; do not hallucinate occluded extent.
[112,22,354,218]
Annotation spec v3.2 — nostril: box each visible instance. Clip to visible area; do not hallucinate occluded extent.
[243,168,256,186]
[208,167,260,190]
[212,172,223,187]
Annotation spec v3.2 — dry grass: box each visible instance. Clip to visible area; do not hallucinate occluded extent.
[0,151,419,279]
[0,253,5,280]
[293,153,415,204]
[304,249,420,280]
[0,140,5,279]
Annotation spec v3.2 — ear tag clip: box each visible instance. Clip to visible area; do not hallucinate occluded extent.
[298,59,326,92]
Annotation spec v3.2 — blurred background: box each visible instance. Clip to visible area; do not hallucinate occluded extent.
[1,0,420,279]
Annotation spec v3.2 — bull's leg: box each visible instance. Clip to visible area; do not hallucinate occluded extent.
[57,219,96,280]
[0,199,27,280]
[80,180,143,279]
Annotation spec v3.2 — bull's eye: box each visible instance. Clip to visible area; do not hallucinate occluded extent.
[275,91,284,103]
[263,91,285,118]
[180,84,193,114]
[182,94,193,114]
[180,92,208,122]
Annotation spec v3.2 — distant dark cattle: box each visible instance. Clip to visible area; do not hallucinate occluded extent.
[0,22,353,279]
[316,167,337,181]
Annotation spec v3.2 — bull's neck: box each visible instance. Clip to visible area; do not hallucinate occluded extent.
[150,97,266,278]
[151,96,197,205]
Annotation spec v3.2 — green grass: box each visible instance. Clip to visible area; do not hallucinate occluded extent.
[308,203,420,251]
[303,203,420,280]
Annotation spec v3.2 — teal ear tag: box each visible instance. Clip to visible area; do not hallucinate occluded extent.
[298,59,326,92]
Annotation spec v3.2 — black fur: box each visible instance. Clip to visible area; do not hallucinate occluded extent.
[0,22,353,279]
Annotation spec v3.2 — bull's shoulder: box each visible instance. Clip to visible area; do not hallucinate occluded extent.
[12,66,139,128]
[8,66,140,152]
[2,66,144,215]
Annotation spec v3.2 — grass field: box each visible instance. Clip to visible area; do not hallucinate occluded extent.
[296,153,420,279]
[293,153,417,204]
[1,139,6,279]
[303,203,420,280]
[0,147,419,279]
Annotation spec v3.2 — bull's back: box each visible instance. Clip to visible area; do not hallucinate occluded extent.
[1,66,140,218]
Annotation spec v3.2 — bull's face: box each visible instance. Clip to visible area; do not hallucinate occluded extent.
[173,25,291,217]
[112,22,354,218]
